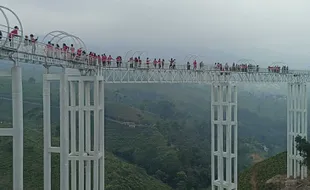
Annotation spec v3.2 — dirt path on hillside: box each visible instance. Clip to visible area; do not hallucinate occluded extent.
[251,153,264,163]
[250,167,258,190]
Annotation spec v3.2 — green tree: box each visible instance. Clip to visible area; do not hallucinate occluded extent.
[295,135,310,166]
[28,77,36,84]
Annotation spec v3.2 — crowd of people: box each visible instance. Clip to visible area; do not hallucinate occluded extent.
[0,26,290,74]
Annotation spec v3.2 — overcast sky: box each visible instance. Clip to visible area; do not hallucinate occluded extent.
[2,0,310,68]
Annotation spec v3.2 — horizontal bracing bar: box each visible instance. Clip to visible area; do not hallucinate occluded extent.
[44,74,60,81]
[48,147,60,153]
[0,128,14,136]
[0,71,11,77]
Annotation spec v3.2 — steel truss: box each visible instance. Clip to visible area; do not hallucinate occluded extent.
[2,48,310,83]
[211,82,238,190]
[287,82,307,179]
[101,69,310,83]
[43,71,105,190]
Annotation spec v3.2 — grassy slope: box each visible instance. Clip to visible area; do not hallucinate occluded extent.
[238,152,286,190]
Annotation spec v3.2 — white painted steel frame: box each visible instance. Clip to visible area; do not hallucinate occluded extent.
[0,66,24,190]
[43,71,105,190]
[211,82,238,190]
[287,82,307,179]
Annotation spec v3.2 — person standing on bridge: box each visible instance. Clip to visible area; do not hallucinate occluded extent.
[199,61,204,69]
[107,55,113,66]
[146,57,150,68]
[153,58,157,68]
[102,54,107,66]
[134,57,138,68]
[45,41,53,57]
[62,43,69,60]
[116,56,122,67]
[55,44,61,59]
[70,44,75,60]
[76,47,82,62]
[128,57,133,68]
[24,35,30,46]
[193,60,197,70]
[9,26,19,47]
[30,34,38,54]
[138,56,142,67]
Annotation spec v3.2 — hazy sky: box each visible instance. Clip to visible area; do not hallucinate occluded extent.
[2,0,310,68]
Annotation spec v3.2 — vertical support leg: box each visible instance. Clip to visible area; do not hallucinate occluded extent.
[287,82,307,179]
[85,82,91,190]
[211,82,238,190]
[12,65,24,190]
[98,78,105,190]
[60,73,69,190]
[78,78,85,189]
[43,72,51,190]
[69,81,77,190]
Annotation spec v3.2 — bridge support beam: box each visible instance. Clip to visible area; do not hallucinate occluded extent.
[12,65,24,190]
[287,82,307,179]
[43,72,105,190]
[211,82,238,190]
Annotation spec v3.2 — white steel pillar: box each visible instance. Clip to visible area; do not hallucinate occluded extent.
[60,73,70,190]
[287,82,307,179]
[211,82,238,190]
[0,66,23,190]
[12,65,24,190]
[43,70,54,190]
[64,74,105,190]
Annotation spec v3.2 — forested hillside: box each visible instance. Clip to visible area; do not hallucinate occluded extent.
[0,71,290,189]
[238,152,286,190]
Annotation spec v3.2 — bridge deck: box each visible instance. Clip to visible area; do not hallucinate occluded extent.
[0,37,310,83]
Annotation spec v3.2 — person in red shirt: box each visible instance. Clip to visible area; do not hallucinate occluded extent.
[9,26,19,47]
[116,56,123,67]
[45,41,53,58]
[153,58,157,68]
[30,34,38,54]
[193,60,197,70]
[76,48,82,62]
